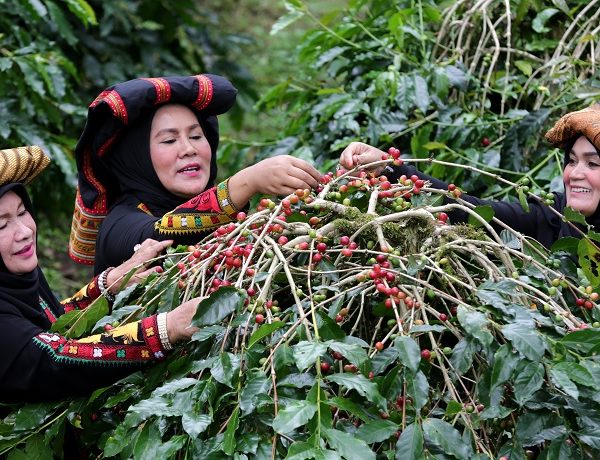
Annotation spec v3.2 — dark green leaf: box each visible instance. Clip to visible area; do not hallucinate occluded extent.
[240,371,272,414]
[565,207,588,225]
[223,406,239,456]
[422,418,473,459]
[328,396,371,422]
[211,352,240,388]
[323,428,375,460]
[395,423,424,460]
[14,403,55,431]
[182,411,211,438]
[406,370,429,411]
[293,341,329,371]
[272,400,317,434]
[328,341,368,367]
[356,419,399,443]
[532,8,560,33]
[550,366,579,399]
[457,306,493,347]
[513,361,545,406]
[450,338,476,375]
[393,336,421,373]
[490,344,519,391]
[467,205,495,228]
[327,373,386,410]
[192,287,246,327]
[578,237,600,289]
[502,323,546,361]
[248,322,287,349]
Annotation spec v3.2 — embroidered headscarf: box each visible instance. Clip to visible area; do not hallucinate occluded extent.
[69,74,237,265]
[0,147,61,384]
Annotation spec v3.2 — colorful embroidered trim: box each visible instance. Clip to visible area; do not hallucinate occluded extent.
[39,297,57,323]
[154,181,239,235]
[192,75,213,111]
[141,77,172,105]
[61,276,102,313]
[32,316,168,366]
[216,179,240,216]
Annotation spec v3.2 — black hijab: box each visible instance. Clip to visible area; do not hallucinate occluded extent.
[0,183,63,382]
[103,105,220,216]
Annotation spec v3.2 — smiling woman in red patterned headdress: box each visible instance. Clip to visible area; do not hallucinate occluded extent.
[69,74,322,276]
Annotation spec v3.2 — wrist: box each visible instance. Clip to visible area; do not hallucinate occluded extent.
[98,268,116,303]
[157,312,174,351]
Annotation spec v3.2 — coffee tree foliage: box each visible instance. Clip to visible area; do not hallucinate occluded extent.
[3,0,600,459]
[0,0,255,215]
[253,0,600,198]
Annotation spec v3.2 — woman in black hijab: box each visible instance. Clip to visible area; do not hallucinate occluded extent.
[70,74,322,275]
[0,146,201,403]
[338,104,600,248]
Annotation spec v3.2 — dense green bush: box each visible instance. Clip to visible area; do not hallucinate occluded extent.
[258,0,600,198]
[2,0,600,458]
[3,162,600,458]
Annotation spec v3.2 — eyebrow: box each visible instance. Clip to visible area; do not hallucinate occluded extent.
[0,204,25,219]
[153,124,202,138]
[569,151,600,157]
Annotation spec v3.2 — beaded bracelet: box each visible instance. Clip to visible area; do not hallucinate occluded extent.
[156,312,174,351]
[98,267,116,304]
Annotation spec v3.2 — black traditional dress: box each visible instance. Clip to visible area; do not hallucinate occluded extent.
[69,74,241,274]
[0,183,168,403]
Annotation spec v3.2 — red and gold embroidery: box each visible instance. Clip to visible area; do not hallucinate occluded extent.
[141,78,172,105]
[154,180,240,235]
[61,276,102,313]
[192,75,213,111]
[32,315,168,365]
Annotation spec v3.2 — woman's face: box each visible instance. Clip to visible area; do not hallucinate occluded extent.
[0,191,37,274]
[563,136,600,217]
[149,104,212,198]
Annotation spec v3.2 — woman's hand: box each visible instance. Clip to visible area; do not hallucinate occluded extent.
[339,142,387,174]
[166,297,204,343]
[106,238,173,292]
[228,155,322,208]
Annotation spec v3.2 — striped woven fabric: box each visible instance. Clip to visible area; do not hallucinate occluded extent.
[0,146,50,186]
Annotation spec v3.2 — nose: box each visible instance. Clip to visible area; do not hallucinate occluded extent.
[180,138,198,157]
[15,220,34,241]
[569,162,585,179]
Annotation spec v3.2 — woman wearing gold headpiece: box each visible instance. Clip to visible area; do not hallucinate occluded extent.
[338,104,600,248]
[0,146,201,403]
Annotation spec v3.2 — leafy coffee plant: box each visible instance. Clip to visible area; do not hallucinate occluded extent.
[3,160,600,459]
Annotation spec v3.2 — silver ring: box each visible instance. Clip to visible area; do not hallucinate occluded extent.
[133,244,142,252]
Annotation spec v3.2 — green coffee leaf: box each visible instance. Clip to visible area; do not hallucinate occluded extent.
[393,336,421,373]
[395,423,424,460]
[323,428,375,460]
[192,287,246,327]
[422,418,473,459]
[272,400,317,434]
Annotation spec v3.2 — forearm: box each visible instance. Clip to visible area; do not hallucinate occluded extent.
[227,167,256,210]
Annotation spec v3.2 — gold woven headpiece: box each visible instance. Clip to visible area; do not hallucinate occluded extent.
[545,103,600,152]
[0,146,50,186]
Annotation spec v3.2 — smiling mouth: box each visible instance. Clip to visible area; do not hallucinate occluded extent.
[571,187,592,194]
[178,165,201,173]
[15,243,33,255]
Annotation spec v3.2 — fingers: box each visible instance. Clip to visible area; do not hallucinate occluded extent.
[339,142,384,170]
